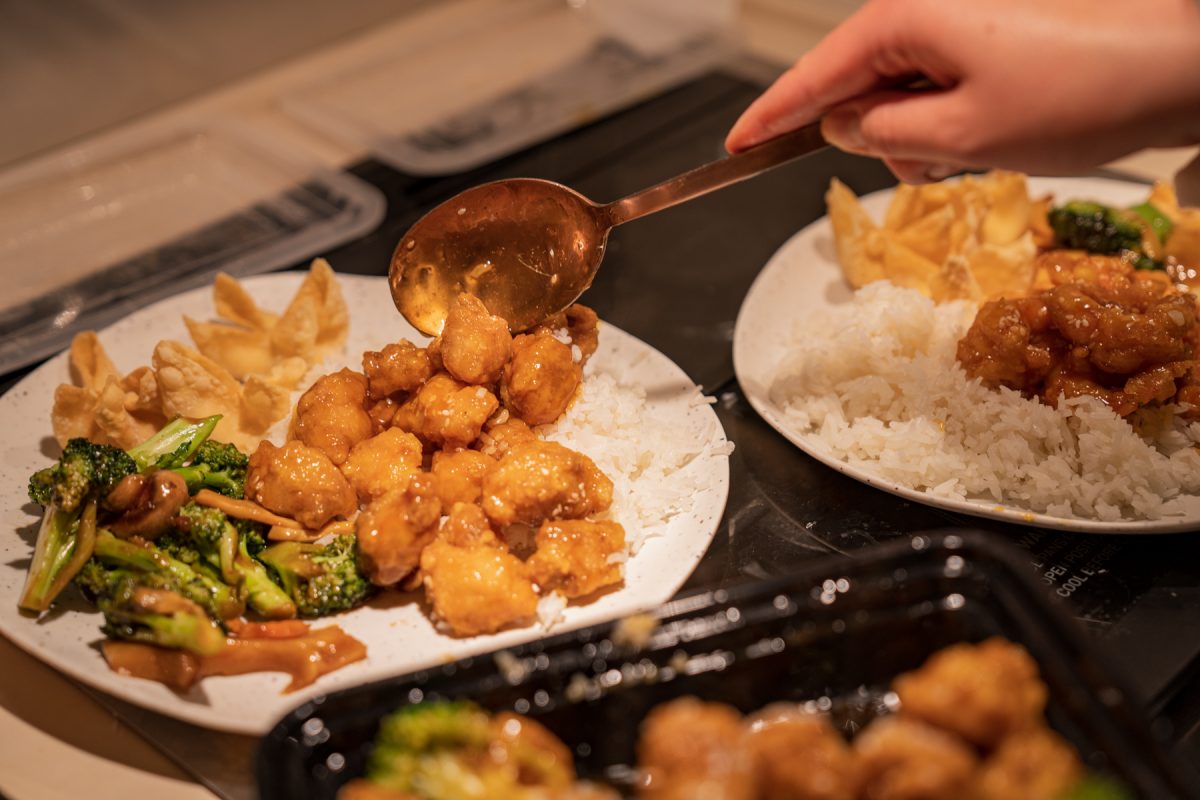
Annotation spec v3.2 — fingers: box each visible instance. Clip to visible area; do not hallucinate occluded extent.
[821,88,972,166]
[726,2,909,152]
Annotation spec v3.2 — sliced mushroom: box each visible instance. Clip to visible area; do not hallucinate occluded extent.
[107,470,190,540]
[104,473,147,513]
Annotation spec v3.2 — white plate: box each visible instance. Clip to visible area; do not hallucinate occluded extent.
[734,176,1200,534]
[0,273,730,734]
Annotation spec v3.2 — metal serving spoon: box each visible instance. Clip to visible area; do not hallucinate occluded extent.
[389,120,827,335]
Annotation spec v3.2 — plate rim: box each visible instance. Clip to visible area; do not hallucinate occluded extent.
[733,175,1200,535]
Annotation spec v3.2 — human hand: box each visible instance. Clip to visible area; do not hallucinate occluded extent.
[726,0,1200,183]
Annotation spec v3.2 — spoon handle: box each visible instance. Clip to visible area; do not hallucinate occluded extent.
[600,120,826,228]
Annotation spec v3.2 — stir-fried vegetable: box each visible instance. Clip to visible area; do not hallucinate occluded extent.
[1048,199,1171,271]
[259,534,374,618]
[20,417,221,613]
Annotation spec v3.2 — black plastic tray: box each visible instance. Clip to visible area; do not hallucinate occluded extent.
[257,530,1198,799]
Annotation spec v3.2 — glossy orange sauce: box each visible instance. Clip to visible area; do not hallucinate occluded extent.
[102,622,366,692]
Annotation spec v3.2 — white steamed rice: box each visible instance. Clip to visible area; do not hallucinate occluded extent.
[541,356,731,554]
[530,352,732,627]
[769,282,1200,521]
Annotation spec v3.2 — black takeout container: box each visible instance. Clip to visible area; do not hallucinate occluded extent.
[257,530,1198,799]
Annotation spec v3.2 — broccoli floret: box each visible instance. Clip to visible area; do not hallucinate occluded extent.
[172,503,239,582]
[366,701,494,795]
[76,562,225,656]
[1048,200,1165,270]
[258,534,374,618]
[159,503,296,619]
[1128,200,1174,243]
[18,417,223,614]
[235,518,268,557]
[18,496,101,613]
[377,701,491,752]
[363,701,571,796]
[93,530,244,620]
[20,439,137,613]
[171,439,248,498]
[1049,201,1143,255]
[235,535,297,620]
[28,439,136,512]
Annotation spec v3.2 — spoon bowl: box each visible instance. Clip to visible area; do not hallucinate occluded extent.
[390,179,610,335]
[390,120,828,334]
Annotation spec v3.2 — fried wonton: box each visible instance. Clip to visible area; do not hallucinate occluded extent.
[826,170,1039,302]
[191,259,348,383]
[49,259,352,452]
[270,259,349,364]
[826,178,885,288]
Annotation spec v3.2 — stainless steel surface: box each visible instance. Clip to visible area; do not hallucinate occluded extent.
[388,121,826,335]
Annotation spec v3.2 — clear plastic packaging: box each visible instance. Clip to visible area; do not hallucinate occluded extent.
[0,126,384,375]
[281,0,733,175]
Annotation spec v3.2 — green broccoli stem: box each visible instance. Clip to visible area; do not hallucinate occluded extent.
[93,531,244,620]
[155,613,226,655]
[236,539,297,620]
[126,415,221,473]
[106,605,227,656]
[216,522,238,584]
[18,498,97,613]
[99,586,227,656]
[170,464,242,497]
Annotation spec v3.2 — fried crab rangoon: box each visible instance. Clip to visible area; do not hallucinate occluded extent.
[827,171,1038,302]
[51,260,348,451]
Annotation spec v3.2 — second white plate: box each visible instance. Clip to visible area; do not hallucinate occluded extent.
[733,176,1200,534]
